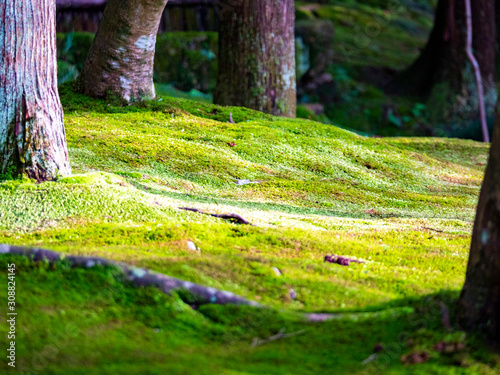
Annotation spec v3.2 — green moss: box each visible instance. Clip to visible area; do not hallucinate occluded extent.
[1,255,498,374]
[1,73,496,373]
[0,86,487,307]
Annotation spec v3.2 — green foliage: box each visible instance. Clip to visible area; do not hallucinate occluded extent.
[56,32,94,85]
[56,31,219,94]
[154,32,218,93]
[0,165,16,181]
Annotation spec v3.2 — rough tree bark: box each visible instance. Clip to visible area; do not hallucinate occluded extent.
[458,99,500,341]
[388,0,496,137]
[0,0,71,181]
[77,0,169,103]
[213,0,296,117]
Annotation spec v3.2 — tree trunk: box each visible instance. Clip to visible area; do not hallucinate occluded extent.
[458,99,500,341]
[388,0,496,137]
[213,0,296,117]
[78,0,169,103]
[495,0,500,79]
[0,0,71,181]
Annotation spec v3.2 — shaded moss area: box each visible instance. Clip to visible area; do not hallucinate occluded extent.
[2,255,498,374]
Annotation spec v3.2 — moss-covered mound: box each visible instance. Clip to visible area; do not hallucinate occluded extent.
[0,86,497,373]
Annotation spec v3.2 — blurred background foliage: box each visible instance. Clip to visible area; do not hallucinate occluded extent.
[57,0,488,139]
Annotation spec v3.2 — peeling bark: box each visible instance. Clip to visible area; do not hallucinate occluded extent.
[214,0,296,117]
[458,100,500,340]
[78,0,169,103]
[0,0,71,181]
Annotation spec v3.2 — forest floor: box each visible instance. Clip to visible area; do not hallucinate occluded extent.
[0,85,498,374]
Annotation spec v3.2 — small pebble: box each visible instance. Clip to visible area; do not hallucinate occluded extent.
[272,267,281,276]
[289,289,297,300]
[187,241,197,251]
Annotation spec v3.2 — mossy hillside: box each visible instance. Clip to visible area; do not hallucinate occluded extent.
[312,4,430,69]
[59,85,484,221]
[0,86,487,313]
[4,255,498,374]
[1,88,498,372]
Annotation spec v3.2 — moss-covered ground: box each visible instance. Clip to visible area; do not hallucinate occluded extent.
[0,85,498,373]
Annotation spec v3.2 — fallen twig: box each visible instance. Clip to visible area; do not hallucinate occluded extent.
[179,207,253,225]
[422,227,444,233]
[251,328,306,347]
[361,354,378,365]
[211,213,252,225]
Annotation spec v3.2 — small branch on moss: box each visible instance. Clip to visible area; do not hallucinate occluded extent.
[251,328,306,347]
[179,207,253,225]
[0,244,260,307]
[361,354,378,366]
[422,227,444,233]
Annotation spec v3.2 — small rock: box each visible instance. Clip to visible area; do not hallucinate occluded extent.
[234,179,265,185]
[289,288,297,300]
[187,241,198,251]
[272,267,281,276]
[235,179,252,185]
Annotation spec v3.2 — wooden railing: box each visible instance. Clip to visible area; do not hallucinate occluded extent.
[56,0,219,33]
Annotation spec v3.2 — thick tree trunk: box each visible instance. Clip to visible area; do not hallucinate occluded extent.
[388,0,496,137]
[213,0,296,117]
[78,0,169,103]
[0,0,71,181]
[458,100,500,341]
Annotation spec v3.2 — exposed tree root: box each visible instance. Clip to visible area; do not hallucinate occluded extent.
[0,244,260,307]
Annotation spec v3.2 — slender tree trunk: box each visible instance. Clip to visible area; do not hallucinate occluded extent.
[458,99,500,341]
[78,0,169,103]
[0,0,71,181]
[388,0,496,136]
[213,0,296,117]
